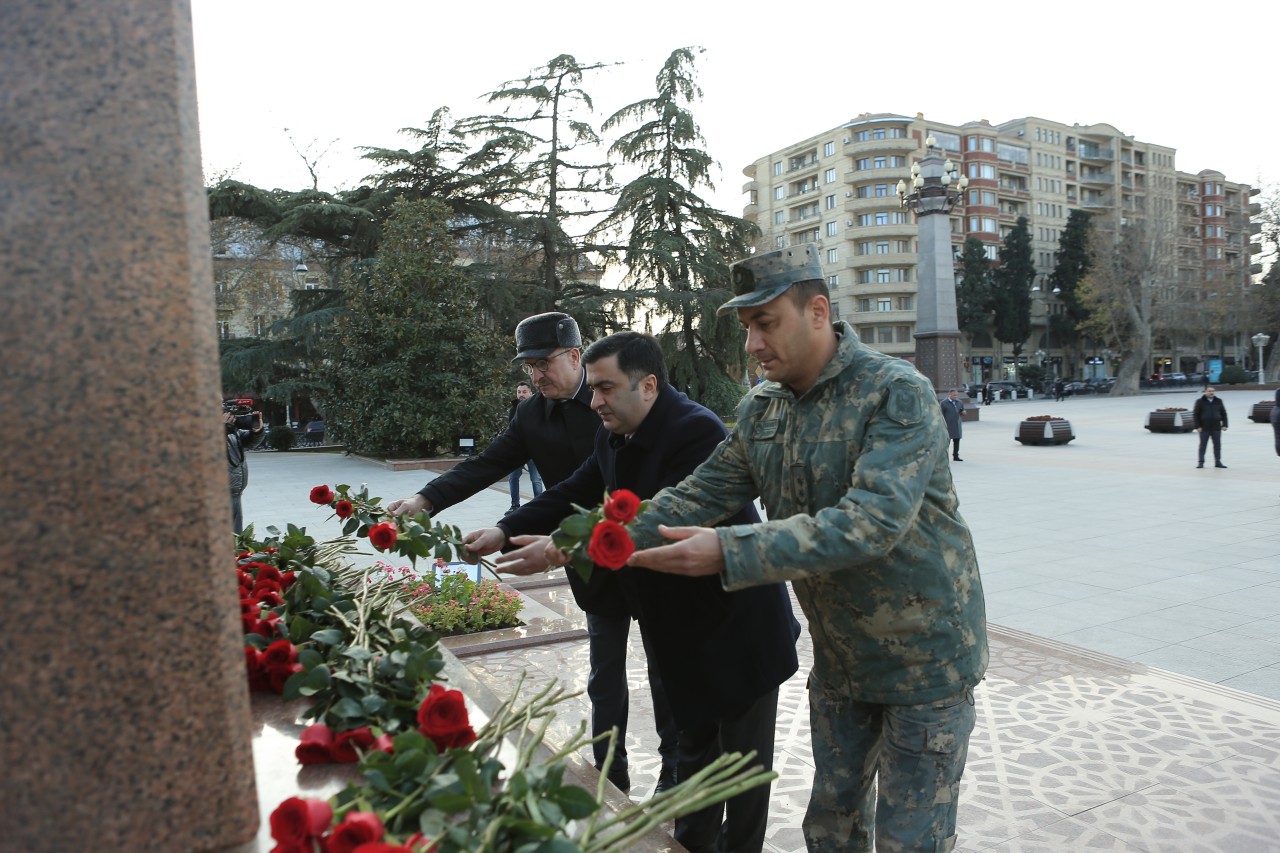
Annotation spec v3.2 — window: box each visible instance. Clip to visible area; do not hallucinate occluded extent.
[824,141,836,157]
[775,235,786,248]
[774,186,785,200]
[876,240,890,254]
[874,183,890,197]
[773,161,782,176]
[877,326,894,344]
[896,326,912,343]
[1206,246,1222,259]
[896,296,914,310]
[217,320,231,339]
[858,298,872,312]
[774,211,784,225]
[827,274,839,288]
[825,194,836,210]
[877,297,892,310]
[826,221,838,237]
[874,211,889,226]
[827,248,839,263]
[967,163,996,180]
[824,168,837,184]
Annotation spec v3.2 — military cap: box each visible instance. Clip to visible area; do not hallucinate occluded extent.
[512,312,582,362]
[718,243,825,316]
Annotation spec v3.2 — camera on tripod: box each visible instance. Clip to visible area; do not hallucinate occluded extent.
[223,399,259,432]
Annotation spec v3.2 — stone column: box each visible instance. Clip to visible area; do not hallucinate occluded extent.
[0,2,258,850]
[914,208,964,394]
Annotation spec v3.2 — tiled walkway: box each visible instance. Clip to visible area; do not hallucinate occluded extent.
[243,387,1280,851]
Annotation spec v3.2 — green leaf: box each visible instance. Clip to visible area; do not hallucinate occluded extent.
[553,785,599,819]
[558,514,593,538]
[432,792,475,814]
[297,648,324,669]
[298,664,331,696]
[360,694,386,716]
[309,628,345,646]
[280,668,308,702]
[331,697,364,718]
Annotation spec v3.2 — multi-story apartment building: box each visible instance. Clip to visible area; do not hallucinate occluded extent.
[742,113,1260,384]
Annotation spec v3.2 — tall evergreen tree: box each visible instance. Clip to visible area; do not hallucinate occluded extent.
[594,47,758,413]
[456,55,618,318]
[1050,209,1093,331]
[325,198,507,456]
[955,237,993,338]
[991,216,1035,357]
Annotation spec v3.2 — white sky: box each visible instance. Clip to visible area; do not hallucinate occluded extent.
[192,0,1279,219]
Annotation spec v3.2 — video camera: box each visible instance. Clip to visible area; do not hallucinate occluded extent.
[223,399,259,432]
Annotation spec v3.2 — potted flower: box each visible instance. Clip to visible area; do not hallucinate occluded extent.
[1145,407,1194,433]
[1015,415,1075,445]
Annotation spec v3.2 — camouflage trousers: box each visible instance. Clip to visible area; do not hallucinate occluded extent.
[803,675,976,853]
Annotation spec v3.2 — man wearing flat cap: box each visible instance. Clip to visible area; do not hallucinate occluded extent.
[611,244,989,852]
[388,312,676,795]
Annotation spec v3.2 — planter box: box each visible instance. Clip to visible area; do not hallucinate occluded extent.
[1145,410,1194,433]
[1248,400,1276,424]
[1016,418,1075,446]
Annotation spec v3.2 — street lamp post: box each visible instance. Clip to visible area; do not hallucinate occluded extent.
[1252,333,1270,384]
[1031,282,1061,383]
[896,136,968,398]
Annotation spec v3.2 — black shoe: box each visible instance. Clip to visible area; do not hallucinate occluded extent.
[1196,463,1204,468]
[605,766,631,794]
[953,457,963,462]
[1215,463,1228,468]
[654,767,677,795]
[509,503,520,511]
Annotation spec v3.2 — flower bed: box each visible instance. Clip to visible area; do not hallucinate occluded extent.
[1015,416,1075,446]
[1145,407,1194,433]
[239,486,773,852]
[1248,400,1276,424]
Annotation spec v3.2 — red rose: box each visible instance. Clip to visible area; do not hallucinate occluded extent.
[368,521,398,552]
[281,571,297,589]
[602,489,642,525]
[372,733,395,754]
[269,662,302,694]
[334,500,354,519]
[586,520,634,570]
[257,565,284,583]
[295,723,335,765]
[331,726,375,763]
[329,811,384,853]
[416,684,476,752]
[310,485,335,505]
[351,844,414,853]
[262,639,298,671]
[269,796,333,845]
[404,834,436,852]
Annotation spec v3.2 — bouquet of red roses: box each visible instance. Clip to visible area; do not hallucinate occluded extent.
[549,488,647,582]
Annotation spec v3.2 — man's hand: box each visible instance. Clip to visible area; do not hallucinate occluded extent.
[543,539,571,568]
[462,527,506,558]
[386,494,429,517]
[494,535,555,576]
[626,525,725,577]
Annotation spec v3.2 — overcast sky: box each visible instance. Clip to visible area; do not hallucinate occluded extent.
[192,0,1278,218]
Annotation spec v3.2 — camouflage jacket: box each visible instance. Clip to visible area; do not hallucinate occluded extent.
[629,322,988,704]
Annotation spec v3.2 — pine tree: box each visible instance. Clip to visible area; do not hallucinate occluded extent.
[325,198,507,456]
[594,47,757,413]
[955,237,994,338]
[991,217,1035,357]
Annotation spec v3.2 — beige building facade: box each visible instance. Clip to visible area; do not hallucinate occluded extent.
[742,113,1260,385]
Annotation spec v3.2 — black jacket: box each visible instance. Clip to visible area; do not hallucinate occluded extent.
[499,385,801,727]
[416,373,625,615]
[1193,395,1228,429]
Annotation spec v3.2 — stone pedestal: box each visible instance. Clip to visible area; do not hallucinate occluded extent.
[0,2,258,849]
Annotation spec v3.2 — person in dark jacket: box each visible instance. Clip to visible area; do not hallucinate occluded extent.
[1193,386,1229,468]
[467,332,800,853]
[940,388,964,461]
[386,313,675,794]
[1271,387,1280,457]
[506,381,543,510]
[225,404,265,534]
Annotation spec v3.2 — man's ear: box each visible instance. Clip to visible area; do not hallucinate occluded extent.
[809,294,830,327]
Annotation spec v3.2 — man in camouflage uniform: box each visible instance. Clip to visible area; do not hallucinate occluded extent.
[624,244,988,852]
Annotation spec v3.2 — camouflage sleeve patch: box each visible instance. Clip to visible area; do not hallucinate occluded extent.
[884,377,927,426]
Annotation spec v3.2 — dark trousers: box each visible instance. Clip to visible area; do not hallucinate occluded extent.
[950,438,961,459]
[1197,427,1223,464]
[673,688,779,853]
[231,491,244,535]
[586,611,677,778]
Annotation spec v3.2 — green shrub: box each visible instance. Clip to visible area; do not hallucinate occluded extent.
[267,426,298,451]
[1219,364,1250,385]
[388,562,523,635]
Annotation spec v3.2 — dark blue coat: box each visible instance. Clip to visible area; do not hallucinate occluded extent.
[501,385,801,728]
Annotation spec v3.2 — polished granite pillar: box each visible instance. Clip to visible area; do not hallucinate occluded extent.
[0,2,258,849]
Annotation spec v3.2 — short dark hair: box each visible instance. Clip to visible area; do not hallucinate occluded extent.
[516,380,532,392]
[786,278,830,310]
[583,331,668,390]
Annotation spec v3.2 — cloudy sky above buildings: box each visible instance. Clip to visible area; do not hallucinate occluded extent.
[192,0,1279,216]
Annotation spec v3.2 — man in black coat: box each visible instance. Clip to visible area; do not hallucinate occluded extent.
[467,332,800,853]
[1192,385,1229,468]
[387,313,675,793]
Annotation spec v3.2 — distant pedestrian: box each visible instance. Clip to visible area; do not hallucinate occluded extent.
[1270,387,1280,457]
[1193,386,1229,469]
[506,381,544,510]
[1053,379,1065,402]
[941,389,964,461]
[1202,372,1210,390]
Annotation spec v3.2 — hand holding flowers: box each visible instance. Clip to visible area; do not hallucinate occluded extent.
[549,489,647,581]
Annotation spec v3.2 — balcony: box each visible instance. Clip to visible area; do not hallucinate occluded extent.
[850,251,916,267]
[846,136,917,156]
[1079,171,1114,185]
[844,221,918,242]
[853,308,916,323]
[1081,195,1113,209]
[1078,146,1114,161]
